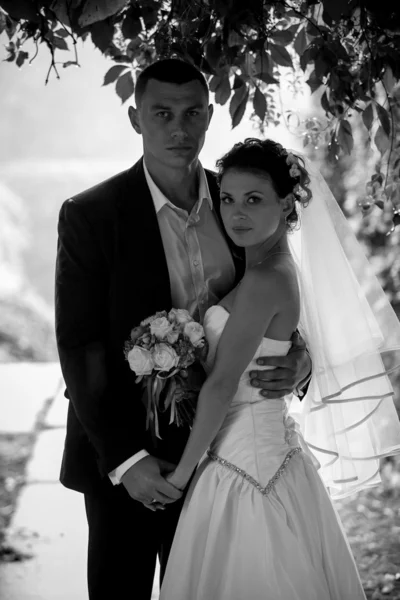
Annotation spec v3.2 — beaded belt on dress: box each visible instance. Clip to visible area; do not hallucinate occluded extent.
[207,447,302,497]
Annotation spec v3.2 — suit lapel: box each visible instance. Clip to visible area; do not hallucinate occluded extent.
[116,158,172,328]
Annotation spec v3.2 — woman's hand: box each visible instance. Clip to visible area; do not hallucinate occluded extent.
[165,471,189,494]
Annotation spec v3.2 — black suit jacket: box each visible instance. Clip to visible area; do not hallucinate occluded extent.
[55,158,245,493]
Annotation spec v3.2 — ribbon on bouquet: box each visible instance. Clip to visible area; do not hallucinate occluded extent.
[145,368,184,440]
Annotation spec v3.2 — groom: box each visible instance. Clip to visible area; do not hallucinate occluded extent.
[55,58,311,599]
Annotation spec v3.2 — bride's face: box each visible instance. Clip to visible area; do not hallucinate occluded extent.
[219,168,288,247]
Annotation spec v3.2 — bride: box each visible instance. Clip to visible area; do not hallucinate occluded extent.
[159,138,400,600]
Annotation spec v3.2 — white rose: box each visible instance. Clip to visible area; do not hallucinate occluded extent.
[166,327,180,344]
[183,322,205,347]
[140,311,167,327]
[127,346,154,376]
[168,308,192,325]
[152,343,179,372]
[150,317,173,340]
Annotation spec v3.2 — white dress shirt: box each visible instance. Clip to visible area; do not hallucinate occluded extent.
[109,162,236,484]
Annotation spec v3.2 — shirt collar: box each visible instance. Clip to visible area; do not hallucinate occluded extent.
[143,160,213,214]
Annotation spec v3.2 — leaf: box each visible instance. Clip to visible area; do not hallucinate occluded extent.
[321,90,332,115]
[127,38,142,60]
[232,75,244,90]
[5,41,15,61]
[253,87,267,122]
[362,103,374,130]
[321,0,352,22]
[383,66,395,94]
[300,46,315,72]
[227,31,244,47]
[269,44,293,68]
[5,14,17,38]
[53,36,69,51]
[322,6,333,27]
[103,65,129,86]
[375,103,391,137]
[374,126,390,156]
[328,133,340,163]
[0,0,39,22]
[0,10,5,35]
[329,71,341,93]
[116,71,135,104]
[208,75,221,93]
[206,38,222,70]
[214,76,231,105]
[294,27,308,57]
[229,86,249,129]
[77,0,127,27]
[329,40,350,63]
[91,19,115,53]
[16,50,29,68]
[141,5,158,29]
[63,61,78,68]
[270,29,294,47]
[393,212,400,230]
[121,5,142,39]
[306,21,320,38]
[197,15,211,39]
[314,53,329,79]
[111,54,131,64]
[337,119,354,155]
[254,72,279,85]
[54,28,69,38]
[255,50,271,76]
[306,70,323,93]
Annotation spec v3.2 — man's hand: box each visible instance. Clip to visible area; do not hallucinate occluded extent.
[121,455,183,511]
[249,331,311,399]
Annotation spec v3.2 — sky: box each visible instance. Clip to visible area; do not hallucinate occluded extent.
[0,35,308,172]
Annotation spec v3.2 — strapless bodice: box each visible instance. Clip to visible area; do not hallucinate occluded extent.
[202,305,306,486]
[203,304,292,402]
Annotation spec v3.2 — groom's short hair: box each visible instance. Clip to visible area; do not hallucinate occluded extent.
[135,59,209,107]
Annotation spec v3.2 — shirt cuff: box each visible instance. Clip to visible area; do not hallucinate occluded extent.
[108,450,150,485]
[295,377,310,399]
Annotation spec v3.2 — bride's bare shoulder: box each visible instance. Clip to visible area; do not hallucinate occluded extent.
[246,255,297,293]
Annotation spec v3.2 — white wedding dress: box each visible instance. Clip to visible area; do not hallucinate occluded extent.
[160,305,367,600]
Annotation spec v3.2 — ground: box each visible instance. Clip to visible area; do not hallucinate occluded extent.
[0,433,35,560]
[335,456,400,600]
[1,435,399,597]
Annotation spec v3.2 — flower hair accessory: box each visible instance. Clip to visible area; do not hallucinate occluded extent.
[281,150,312,205]
[286,153,302,179]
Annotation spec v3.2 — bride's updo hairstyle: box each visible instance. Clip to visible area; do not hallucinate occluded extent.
[216,138,312,231]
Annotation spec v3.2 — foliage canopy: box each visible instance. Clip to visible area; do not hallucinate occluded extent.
[1,0,400,229]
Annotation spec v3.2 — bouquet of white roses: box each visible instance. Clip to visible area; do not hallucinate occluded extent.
[124,308,208,440]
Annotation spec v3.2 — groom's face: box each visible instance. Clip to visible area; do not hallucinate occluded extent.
[129,79,213,169]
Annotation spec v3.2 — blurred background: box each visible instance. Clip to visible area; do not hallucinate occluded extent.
[0,36,304,365]
[0,33,399,600]
[1,35,399,363]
